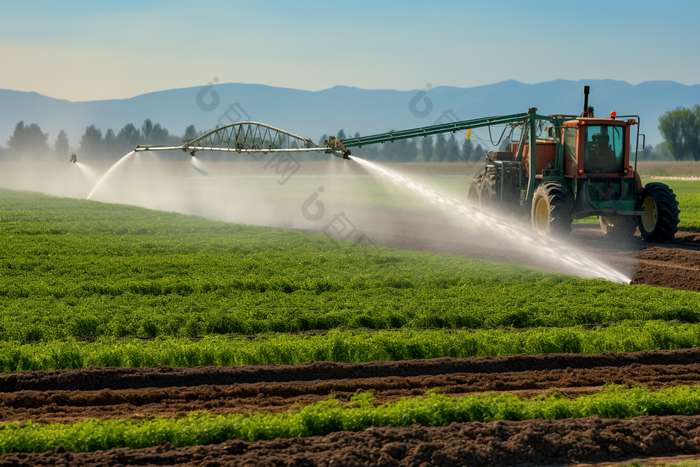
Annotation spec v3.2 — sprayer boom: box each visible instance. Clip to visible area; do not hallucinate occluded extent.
[133,121,348,159]
[340,111,552,148]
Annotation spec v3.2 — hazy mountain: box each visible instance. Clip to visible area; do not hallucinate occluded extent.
[2,79,699,149]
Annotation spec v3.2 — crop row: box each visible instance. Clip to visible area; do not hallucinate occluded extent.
[2,320,699,372]
[2,384,700,454]
[1,191,699,344]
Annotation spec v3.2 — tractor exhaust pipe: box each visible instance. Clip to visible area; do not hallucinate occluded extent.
[581,86,594,117]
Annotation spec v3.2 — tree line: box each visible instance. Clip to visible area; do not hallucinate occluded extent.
[0,120,202,162]
[658,105,700,161]
[2,106,698,162]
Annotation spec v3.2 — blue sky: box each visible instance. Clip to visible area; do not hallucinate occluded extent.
[1,0,699,101]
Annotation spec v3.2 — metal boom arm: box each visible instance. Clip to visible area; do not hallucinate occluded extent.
[131,110,555,161]
[339,110,553,150]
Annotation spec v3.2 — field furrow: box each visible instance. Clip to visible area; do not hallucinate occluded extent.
[3,415,700,467]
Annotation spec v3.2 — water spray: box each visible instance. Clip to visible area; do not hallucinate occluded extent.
[87,151,136,200]
[350,156,632,284]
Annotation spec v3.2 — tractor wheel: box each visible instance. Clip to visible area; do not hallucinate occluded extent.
[638,183,679,242]
[479,172,497,208]
[531,183,573,236]
[466,174,483,206]
[598,215,638,238]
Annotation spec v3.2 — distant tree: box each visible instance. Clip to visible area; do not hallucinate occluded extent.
[474,143,487,161]
[116,123,141,157]
[389,138,408,162]
[336,129,346,140]
[358,136,380,160]
[79,125,103,160]
[318,134,328,146]
[421,136,434,162]
[404,138,419,162]
[637,142,654,161]
[184,125,199,141]
[150,123,170,145]
[461,139,474,162]
[376,130,398,161]
[141,119,154,141]
[658,105,700,161]
[445,134,460,162]
[434,133,446,162]
[54,130,70,161]
[7,121,50,161]
[103,129,117,159]
[649,141,675,161]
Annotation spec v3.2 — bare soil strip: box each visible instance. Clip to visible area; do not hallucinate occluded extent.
[2,363,700,424]
[5,348,700,394]
[4,350,700,424]
[2,415,700,467]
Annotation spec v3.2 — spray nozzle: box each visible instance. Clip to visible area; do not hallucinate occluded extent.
[70,154,77,164]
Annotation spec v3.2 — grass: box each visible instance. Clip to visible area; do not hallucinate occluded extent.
[664,180,700,230]
[3,384,700,453]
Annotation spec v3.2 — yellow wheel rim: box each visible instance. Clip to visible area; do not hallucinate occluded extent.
[534,197,549,233]
[641,196,657,233]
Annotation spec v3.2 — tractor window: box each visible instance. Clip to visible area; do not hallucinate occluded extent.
[584,125,624,173]
[564,127,577,162]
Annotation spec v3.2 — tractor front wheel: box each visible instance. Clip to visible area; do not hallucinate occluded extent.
[638,183,679,242]
[531,183,573,236]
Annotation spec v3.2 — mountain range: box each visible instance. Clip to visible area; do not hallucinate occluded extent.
[2,79,699,149]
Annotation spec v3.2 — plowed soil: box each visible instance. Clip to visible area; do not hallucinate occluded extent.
[3,349,700,465]
[4,349,700,425]
[2,350,700,466]
[3,416,700,467]
[632,241,700,291]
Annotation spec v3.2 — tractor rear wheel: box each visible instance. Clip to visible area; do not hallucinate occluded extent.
[638,183,679,242]
[479,173,497,208]
[531,183,573,236]
[466,174,483,206]
[598,215,638,238]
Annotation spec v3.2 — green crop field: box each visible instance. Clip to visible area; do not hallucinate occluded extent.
[0,187,699,371]
[3,320,700,372]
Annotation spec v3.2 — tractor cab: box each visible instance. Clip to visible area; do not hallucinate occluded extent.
[561,118,632,179]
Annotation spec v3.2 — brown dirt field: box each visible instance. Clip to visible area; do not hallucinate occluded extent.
[625,231,700,291]
[2,363,700,424]
[3,348,700,424]
[3,416,700,467]
[632,244,700,291]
